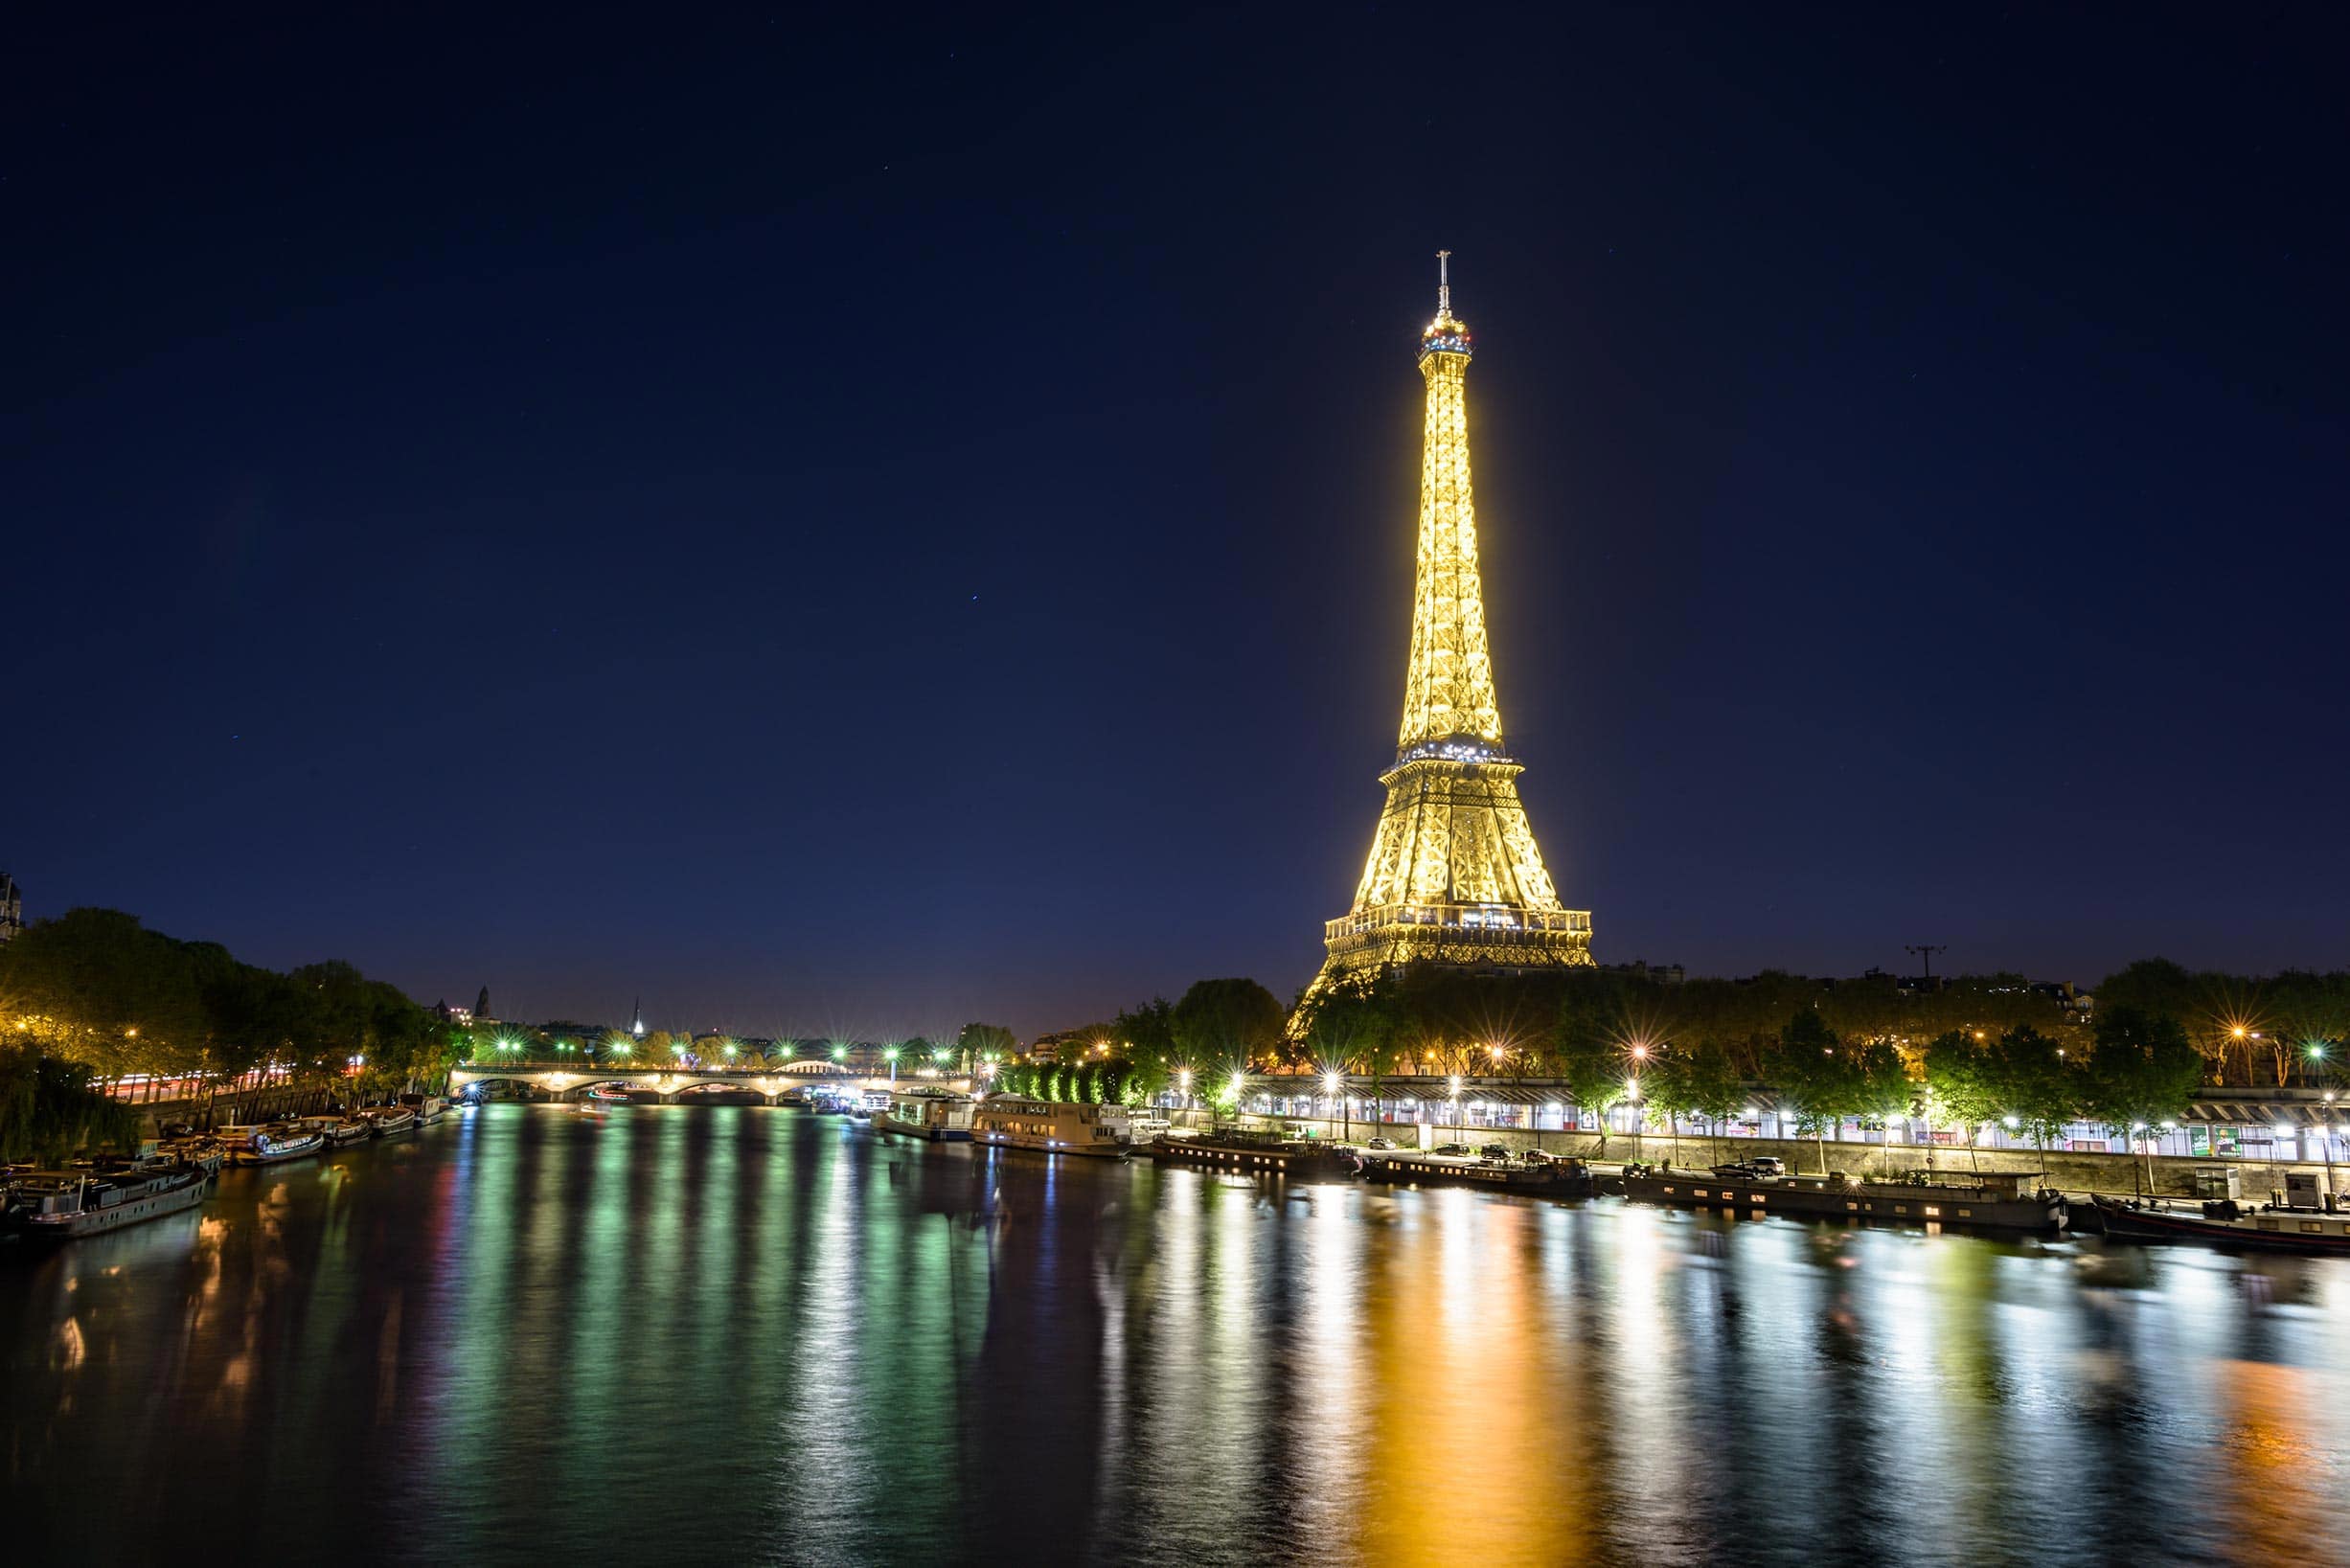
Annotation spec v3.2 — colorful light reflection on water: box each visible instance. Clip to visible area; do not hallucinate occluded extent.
[6,1105,2347,1565]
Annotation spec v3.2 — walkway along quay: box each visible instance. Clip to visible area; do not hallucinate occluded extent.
[1210,1075,2347,1201]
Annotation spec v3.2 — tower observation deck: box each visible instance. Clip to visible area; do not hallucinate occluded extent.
[1311,256,1594,986]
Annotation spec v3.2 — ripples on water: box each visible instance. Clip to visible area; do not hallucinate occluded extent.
[6,1105,2347,1566]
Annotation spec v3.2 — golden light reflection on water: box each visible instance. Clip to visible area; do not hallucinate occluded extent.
[7,1107,2350,1567]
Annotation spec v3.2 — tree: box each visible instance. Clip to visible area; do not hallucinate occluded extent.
[957,1022,1018,1066]
[1766,1009,1869,1175]
[0,1044,143,1163]
[1922,1030,2001,1172]
[1989,1023,2080,1156]
[1650,1038,1745,1166]
[2080,1007,2202,1170]
[1170,979,1285,1078]
[0,908,209,1075]
[1552,985,1631,1155]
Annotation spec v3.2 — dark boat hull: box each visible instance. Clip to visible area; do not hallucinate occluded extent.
[1362,1154,1595,1194]
[1608,1171,2065,1234]
[2094,1198,2350,1255]
[1148,1139,1361,1180]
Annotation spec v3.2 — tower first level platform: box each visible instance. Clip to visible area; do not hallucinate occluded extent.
[1322,748,1592,976]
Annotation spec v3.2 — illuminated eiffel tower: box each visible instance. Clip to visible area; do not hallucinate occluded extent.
[1312,256,1594,993]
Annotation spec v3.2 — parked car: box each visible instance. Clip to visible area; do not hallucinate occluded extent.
[1365,1136,1397,1150]
[1432,1142,1472,1157]
[1478,1143,1511,1161]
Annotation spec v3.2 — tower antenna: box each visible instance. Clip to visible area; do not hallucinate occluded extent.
[1904,943,1948,983]
[1436,249,1452,318]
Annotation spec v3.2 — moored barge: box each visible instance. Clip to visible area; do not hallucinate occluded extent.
[970,1098,1133,1157]
[2093,1195,2350,1255]
[4,1159,211,1242]
[875,1092,975,1142]
[1148,1127,1362,1180]
[1607,1166,2067,1234]
[1361,1149,1595,1194]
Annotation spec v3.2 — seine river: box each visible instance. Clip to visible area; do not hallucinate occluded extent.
[7,1104,2348,1566]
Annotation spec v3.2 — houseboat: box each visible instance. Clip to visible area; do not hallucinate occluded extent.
[155,1135,227,1176]
[1608,1165,2067,1234]
[2093,1194,2350,1255]
[1361,1148,1595,1194]
[359,1103,420,1133]
[875,1093,975,1142]
[214,1124,327,1166]
[398,1093,451,1124]
[4,1158,212,1242]
[1147,1125,1361,1180]
[317,1115,374,1147]
[970,1098,1133,1158]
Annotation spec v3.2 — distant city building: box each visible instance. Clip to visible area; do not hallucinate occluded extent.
[475,985,492,1021]
[0,873,21,944]
[1603,960,1685,986]
[629,996,646,1037]
[1025,1029,1114,1064]
[434,999,475,1027]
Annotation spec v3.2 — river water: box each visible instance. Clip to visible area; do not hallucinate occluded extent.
[6,1104,2347,1566]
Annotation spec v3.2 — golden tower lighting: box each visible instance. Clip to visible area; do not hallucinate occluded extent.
[1312,254,1594,986]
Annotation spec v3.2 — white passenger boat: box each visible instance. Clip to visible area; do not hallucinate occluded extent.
[874,1092,975,1142]
[214,1124,327,1165]
[4,1158,211,1242]
[970,1098,1133,1158]
[398,1094,450,1124]
[358,1104,418,1134]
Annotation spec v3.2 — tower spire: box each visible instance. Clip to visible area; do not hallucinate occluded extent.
[1437,249,1451,320]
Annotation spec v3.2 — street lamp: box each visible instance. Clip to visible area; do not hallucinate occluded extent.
[1324,1068,1345,1140]
[885,1047,900,1084]
[1176,1067,1192,1111]
[2325,1092,2340,1205]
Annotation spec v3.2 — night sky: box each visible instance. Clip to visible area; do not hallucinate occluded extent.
[12,6,2347,1037]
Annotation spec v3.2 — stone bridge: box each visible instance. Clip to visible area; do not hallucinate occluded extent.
[448,1060,971,1105]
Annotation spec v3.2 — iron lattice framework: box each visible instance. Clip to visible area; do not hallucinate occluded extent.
[1313,257,1594,986]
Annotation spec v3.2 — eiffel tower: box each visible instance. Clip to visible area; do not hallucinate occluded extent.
[1311,256,1594,994]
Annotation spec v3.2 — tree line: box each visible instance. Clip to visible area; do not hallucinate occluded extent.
[1036,959,2343,1137]
[0,907,454,1156]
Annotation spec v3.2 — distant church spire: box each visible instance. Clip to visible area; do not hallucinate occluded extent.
[475,985,491,1019]
[630,996,645,1037]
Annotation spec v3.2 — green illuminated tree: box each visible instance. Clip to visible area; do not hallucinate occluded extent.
[2080,1007,2202,1136]
[957,1022,1017,1064]
[1986,1023,2078,1156]
[1649,1038,1745,1166]
[1922,1029,2000,1172]
[1170,978,1285,1078]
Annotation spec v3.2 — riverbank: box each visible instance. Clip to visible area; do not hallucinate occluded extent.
[1230,1110,2341,1200]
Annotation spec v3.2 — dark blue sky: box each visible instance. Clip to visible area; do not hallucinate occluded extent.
[11,5,2347,1037]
